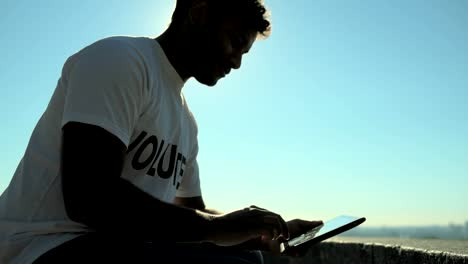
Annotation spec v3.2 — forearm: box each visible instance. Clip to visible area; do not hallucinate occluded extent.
[172,196,222,215]
[61,123,216,243]
[69,178,215,242]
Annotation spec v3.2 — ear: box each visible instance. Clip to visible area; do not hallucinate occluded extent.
[188,0,209,27]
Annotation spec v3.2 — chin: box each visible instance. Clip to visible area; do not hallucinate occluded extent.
[195,75,220,87]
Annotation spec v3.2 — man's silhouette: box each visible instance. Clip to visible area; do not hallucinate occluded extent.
[0,1,322,263]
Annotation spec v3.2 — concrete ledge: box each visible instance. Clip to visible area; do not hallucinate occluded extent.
[308,241,468,264]
[264,240,468,264]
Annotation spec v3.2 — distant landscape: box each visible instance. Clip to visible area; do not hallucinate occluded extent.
[341,221,468,240]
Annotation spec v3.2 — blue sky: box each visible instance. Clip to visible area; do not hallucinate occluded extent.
[1,0,467,227]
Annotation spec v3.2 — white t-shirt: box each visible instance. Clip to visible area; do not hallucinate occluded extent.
[0,36,201,263]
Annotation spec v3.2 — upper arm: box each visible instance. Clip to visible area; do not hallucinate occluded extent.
[173,196,206,211]
[61,122,127,224]
[60,39,148,223]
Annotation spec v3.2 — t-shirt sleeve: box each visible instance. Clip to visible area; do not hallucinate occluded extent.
[61,38,147,147]
[176,139,202,198]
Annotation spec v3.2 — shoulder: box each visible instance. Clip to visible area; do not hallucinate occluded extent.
[89,36,143,52]
[64,37,154,87]
[83,37,146,63]
[68,36,156,69]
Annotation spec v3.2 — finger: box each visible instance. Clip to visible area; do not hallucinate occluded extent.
[260,227,276,240]
[294,220,324,235]
[260,228,274,240]
[306,220,324,228]
[272,227,279,240]
[277,235,288,243]
[264,216,289,239]
[248,207,289,239]
[263,215,284,240]
[249,205,268,211]
[266,239,281,256]
[276,214,289,240]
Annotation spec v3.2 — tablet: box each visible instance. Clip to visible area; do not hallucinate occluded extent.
[280,215,366,254]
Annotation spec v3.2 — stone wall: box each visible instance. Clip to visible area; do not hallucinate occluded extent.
[264,241,468,264]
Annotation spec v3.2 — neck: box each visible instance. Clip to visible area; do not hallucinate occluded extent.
[156,26,192,83]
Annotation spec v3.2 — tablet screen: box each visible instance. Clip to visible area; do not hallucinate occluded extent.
[286,215,365,248]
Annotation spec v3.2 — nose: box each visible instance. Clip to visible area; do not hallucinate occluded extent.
[230,52,243,70]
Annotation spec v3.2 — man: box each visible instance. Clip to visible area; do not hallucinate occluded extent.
[0,0,322,263]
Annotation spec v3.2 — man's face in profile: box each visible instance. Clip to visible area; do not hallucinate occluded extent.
[192,13,257,86]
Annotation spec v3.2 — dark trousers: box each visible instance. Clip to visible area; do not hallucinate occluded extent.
[33,233,263,264]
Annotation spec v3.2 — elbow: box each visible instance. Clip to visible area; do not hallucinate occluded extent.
[62,183,95,226]
[61,173,105,228]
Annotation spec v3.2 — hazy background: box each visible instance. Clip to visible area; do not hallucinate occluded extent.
[1,0,467,229]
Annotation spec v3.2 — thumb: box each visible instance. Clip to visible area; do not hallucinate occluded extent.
[303,220,324,228]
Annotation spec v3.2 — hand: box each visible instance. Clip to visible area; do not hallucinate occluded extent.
[233,218,323,257]
[287,219,323,239]
[281,219,323,257]
[207,205,289,246]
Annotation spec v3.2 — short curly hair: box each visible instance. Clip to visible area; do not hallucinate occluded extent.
[172,0,271,38]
